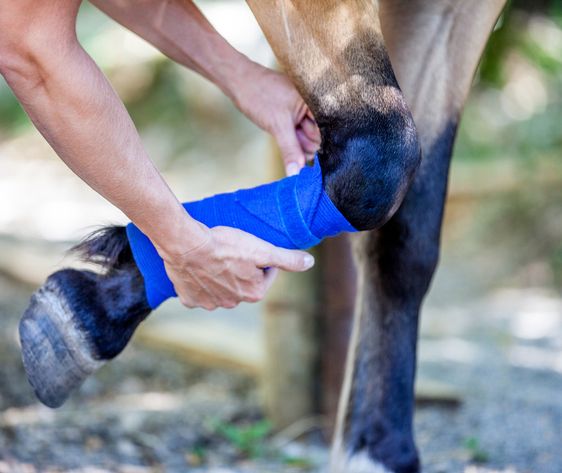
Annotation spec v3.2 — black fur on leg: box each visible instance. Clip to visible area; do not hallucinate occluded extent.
[71,225,134,271]
[68,225,152,359]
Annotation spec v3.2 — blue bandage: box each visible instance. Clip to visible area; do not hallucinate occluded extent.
[126,158,357,308]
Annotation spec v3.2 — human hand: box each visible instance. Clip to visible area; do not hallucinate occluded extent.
[231,62,321,176]
[159,225,315,310]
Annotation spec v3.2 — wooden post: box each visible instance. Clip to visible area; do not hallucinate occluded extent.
[261,145,321,428]
[318,234,356,435]
[261,233,356,433]
[262,264,320,427]
[263,235,356,437]
[260,144,357,431]
[262,145,356,433]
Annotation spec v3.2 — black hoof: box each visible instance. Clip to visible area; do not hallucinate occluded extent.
[19,278,104,408]
[19,267,151,408]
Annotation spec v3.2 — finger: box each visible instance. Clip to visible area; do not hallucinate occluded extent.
[178,291,197,309]
[273,120,307,176]
[179,298,196,309]
[262,247,315,272]
[242,273,268,303]
[221,300,239,309]
[202,303,218,311]
[300,116,321,144]
[297,128,320,156]
[305,108,316,122]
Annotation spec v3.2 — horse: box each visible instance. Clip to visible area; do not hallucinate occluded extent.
[16,1,508,472]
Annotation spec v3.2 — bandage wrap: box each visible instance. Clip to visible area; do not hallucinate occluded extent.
[127,158,357,308]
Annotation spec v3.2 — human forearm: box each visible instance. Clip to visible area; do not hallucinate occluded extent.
[90,0,251,104]
[91,0,322,174]
[1,24,207,253]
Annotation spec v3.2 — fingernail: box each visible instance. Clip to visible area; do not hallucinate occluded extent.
[287,163,299,176]
[303,254,315,269]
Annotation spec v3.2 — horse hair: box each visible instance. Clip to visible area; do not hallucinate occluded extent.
[71,225,133,271]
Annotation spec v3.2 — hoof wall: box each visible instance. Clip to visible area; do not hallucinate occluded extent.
[19,281,104,408]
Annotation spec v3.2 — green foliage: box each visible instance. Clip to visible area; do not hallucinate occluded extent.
[281,455,315,470]
[456,0,562,169]
[552,244,562,285]
[464,436,490,464]
[186,444,207,466]
[0,80,28,134]
[210,418,316,469]
[478,6,515,87]
[214,419,273,459]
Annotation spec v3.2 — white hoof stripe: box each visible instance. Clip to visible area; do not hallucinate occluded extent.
[331,450,394,473]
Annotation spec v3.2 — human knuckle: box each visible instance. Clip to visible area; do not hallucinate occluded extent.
[247,287,265,303]
[179,297,193,308]
[261,250,274,265]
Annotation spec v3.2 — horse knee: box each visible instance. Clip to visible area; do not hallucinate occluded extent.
[320,88,421,231]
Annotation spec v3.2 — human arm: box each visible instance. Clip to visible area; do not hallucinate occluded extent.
[89,0,321,174]
[0,0,313,310]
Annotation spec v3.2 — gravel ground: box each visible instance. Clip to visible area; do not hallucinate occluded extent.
[0,271,561,473]
[0,274,326,473]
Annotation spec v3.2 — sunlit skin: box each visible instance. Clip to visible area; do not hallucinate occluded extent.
[0,0,320,311]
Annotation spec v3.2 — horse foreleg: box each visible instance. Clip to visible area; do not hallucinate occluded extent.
[332,2,507,472]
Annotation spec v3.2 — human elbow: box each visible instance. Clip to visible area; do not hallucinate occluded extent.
[322,100,421,231]
[0,12,66,89]
[0,39,51,91]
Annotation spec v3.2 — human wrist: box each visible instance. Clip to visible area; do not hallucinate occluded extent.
[153,213,211,263]
[131,198,210,261]
[218,54,263,110]
[222,57,266,111]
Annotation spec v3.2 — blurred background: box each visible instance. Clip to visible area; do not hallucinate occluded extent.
[0,1,561,472]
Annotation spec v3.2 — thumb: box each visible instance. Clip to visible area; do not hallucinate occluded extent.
[262,247,315,272]
[273,120,306,176]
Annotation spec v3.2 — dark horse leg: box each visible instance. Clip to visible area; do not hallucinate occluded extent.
[332,2,507,472]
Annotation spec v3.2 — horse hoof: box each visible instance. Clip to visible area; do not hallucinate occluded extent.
[19,279,104,408]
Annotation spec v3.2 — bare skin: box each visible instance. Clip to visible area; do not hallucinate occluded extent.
[91,0,321,171]
[0,0,319,310]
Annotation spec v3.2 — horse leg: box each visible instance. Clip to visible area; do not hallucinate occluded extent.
[332,2,508,472]
[19,227,151,407]
[245,0,421,230]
